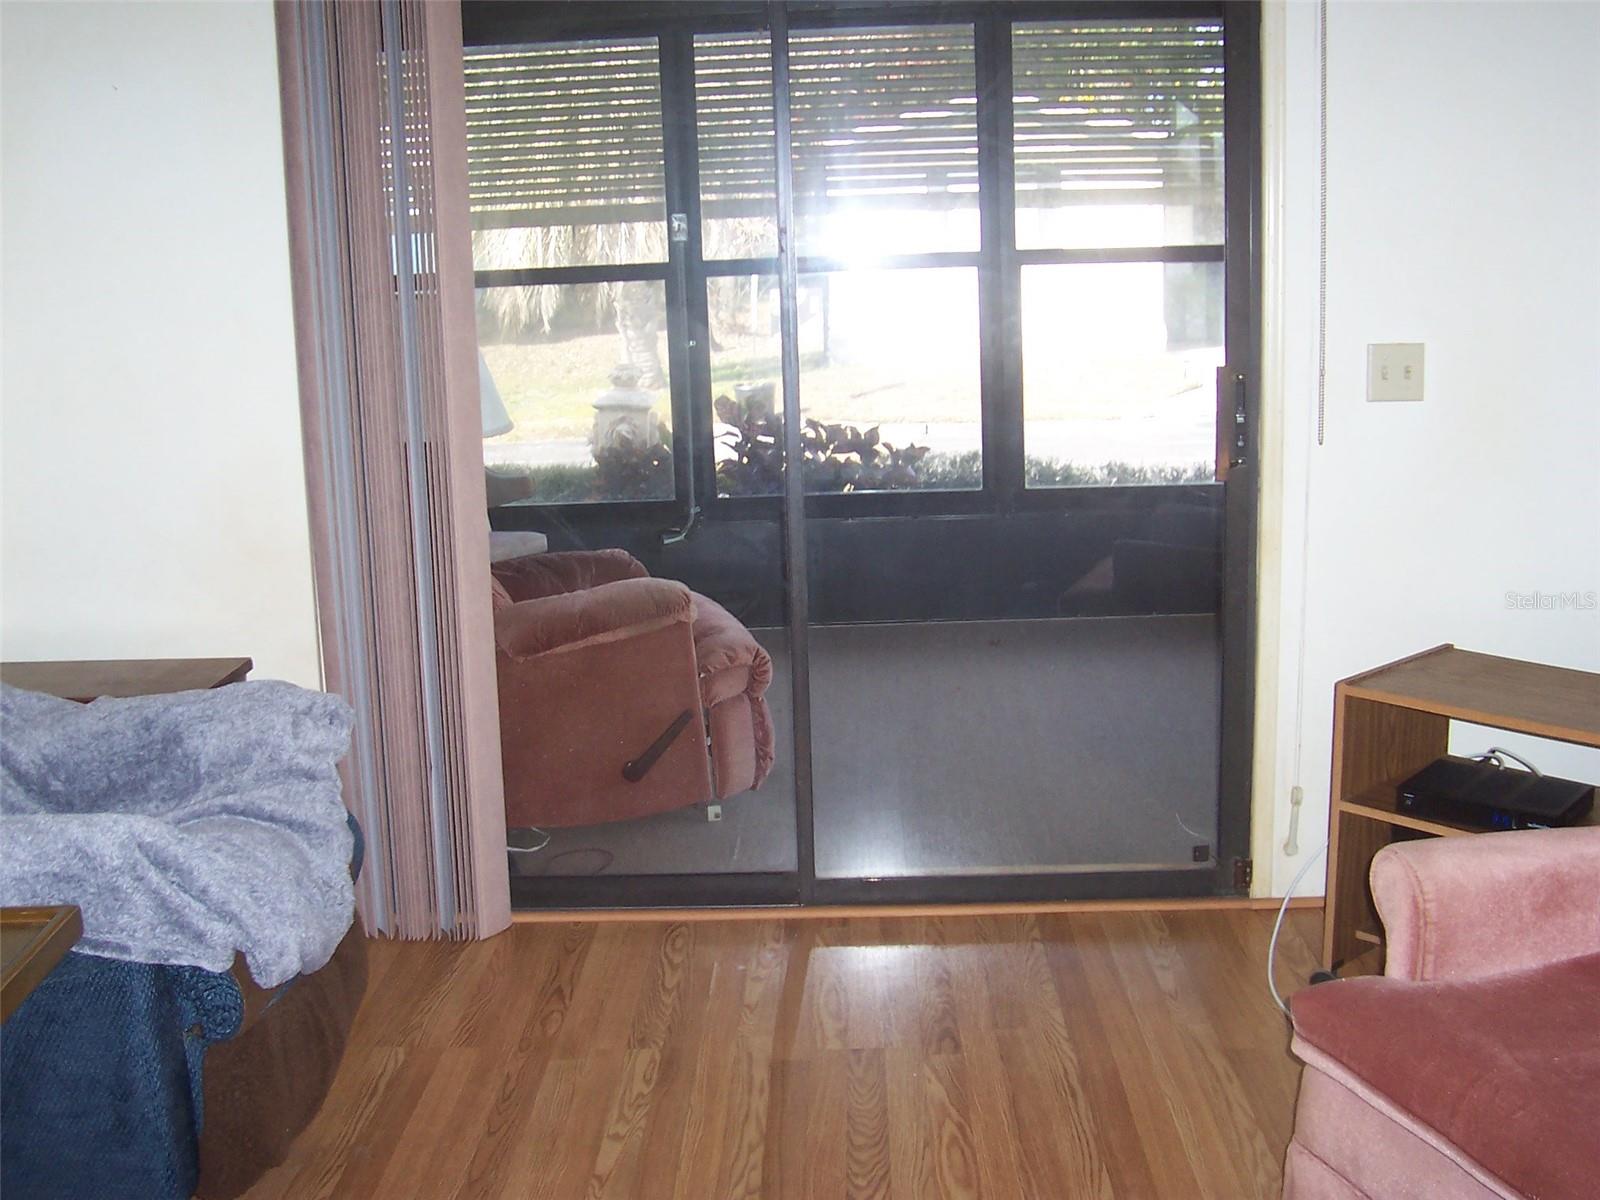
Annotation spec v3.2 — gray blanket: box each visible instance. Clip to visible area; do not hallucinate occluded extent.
[0,681,355,988]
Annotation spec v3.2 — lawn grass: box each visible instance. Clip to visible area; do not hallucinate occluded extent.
[482,327,1215,449]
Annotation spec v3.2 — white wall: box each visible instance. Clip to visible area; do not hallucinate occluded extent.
[1256,0,1600,896]
[1,1,321,685]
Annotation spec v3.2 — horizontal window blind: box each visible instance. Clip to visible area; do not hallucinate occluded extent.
[463,38,666,230]
[1012,21,1224,212]
[696,32,777,227]
[465,21,1222,232]
[786,26,978,216]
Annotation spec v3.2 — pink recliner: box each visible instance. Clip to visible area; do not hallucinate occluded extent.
[1284,827,1600,1200]
[489,549,775,829]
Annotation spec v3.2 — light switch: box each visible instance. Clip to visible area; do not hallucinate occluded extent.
[1367,343,1425,402]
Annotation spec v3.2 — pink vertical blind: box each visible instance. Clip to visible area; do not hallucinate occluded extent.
[277,0,509,939]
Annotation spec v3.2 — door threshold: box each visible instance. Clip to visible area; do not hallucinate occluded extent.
[509,894,1323,924]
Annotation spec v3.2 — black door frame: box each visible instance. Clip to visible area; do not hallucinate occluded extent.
[480,0,1262,912]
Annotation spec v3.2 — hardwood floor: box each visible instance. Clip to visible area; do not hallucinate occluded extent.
[241,906,1325,1200]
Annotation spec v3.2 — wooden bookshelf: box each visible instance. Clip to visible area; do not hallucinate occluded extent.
[1321,645,1600,970]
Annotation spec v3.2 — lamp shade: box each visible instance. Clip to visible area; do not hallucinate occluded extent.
[479,351,512,437]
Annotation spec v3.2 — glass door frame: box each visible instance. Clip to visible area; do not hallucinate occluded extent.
[472,0,1262,910]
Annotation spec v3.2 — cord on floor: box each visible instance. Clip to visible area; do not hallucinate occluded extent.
[1268,841,1327,1017]
[506,827,552,854]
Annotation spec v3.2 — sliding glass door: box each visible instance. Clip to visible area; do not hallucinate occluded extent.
[465,1,1259,908]
[467,26,801,906]
[789,12,1250,901]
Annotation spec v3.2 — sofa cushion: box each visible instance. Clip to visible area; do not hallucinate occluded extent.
[494,577,693,660]
[1286,1069,1508,1200]
[491,548,647,602]
[1290,952,1600,1200]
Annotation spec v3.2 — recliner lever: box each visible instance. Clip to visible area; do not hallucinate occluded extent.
[622,710,695,782]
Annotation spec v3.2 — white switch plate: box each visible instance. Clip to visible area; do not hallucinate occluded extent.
[1367,343,1425,402]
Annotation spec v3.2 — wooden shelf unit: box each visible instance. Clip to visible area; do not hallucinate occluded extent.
[1321,644,1600,970]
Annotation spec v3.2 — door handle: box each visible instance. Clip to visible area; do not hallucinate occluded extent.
[662,214,699,545]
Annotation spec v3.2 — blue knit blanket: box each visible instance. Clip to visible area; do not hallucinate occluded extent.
[0,681,355,987]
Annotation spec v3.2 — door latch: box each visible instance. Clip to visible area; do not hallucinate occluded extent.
[1215,366,1247,480]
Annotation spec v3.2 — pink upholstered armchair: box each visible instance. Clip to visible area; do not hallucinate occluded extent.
[1285,827,1600,1200]
[489,549,774,829]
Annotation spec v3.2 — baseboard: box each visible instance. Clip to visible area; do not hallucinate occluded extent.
[509,895,1326,923]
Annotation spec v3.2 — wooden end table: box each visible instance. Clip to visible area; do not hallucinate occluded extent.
[1,906,83,1022]
[0,657,252,703]
[1322,644,1600,974]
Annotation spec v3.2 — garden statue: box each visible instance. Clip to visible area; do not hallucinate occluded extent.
[591,363,660,454]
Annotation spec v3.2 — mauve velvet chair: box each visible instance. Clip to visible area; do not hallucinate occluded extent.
[1284,826,1600,1200]
[489,549,774,829]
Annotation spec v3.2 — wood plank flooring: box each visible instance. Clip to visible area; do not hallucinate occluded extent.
[241,906,1325,1200]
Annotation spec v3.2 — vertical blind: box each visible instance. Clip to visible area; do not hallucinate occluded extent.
[278,0,509,940]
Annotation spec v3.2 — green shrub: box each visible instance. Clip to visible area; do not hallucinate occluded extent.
[593,435,674,500]
[712,390,932,496]
[494,436,1212,506]
[1024,458,1215,487]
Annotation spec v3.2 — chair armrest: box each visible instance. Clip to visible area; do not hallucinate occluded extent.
[493,577,693,659]
[492,548,648,602]
[1371,826,1600,982]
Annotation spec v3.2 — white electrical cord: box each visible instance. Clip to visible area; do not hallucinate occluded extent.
[1473,746,1542,776]
[1268,840,1328,1017]
[1315,0,1328,448]
[506,827,551,854]
[1282,0,1332,862]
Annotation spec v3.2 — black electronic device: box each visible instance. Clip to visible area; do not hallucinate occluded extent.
[1397,756,1595,831]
